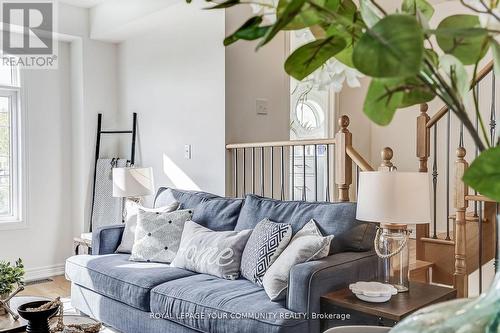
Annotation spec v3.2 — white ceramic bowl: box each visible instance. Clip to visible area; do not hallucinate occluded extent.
[349,281,398,303]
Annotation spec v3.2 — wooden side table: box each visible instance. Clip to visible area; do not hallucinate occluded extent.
[73,237,92,255]
[321,282,456,329]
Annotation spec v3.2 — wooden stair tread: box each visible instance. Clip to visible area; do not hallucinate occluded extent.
[410,260,433,272]
[465,194,496,203]
[421,236,454,245]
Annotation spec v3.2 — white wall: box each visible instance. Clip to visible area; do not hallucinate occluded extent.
[117,2,225,198]
[225,6,290,145]
[0,3,119,279]
[0,42,73,278]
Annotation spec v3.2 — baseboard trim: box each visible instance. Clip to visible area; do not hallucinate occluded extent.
[25,263,65,282]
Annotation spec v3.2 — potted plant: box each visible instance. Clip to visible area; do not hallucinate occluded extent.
[187,0,499,331]
[0,259,24,315]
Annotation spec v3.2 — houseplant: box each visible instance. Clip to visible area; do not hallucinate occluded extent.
[187,0,499,331]
[0,258,25,315]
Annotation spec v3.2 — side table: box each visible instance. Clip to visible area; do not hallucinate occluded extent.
[73,237,92,255]
[321,282,456,329]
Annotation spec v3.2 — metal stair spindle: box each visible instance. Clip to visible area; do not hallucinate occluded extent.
[432,125,438,239]
[491,73,497,144]
[474,84,479,217]
[446,112,451,240]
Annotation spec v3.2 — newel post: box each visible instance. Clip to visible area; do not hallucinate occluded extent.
[416,103,431,261]
[454,147,469,298]
[335,115,352,202]
[417,103,430,172]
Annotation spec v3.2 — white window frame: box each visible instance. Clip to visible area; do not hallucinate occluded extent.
[0,65,27,230]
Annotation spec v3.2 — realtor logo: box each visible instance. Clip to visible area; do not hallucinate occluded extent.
[2,2,53,54]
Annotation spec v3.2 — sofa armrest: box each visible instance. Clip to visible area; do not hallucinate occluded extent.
[92,224,125,255]
[287,251,378,315]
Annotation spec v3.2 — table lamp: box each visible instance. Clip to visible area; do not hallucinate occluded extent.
[356,171,431,292]
[112,167,155,203]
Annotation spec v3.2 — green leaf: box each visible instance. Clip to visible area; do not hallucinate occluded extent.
[285,37,347,80]
[435,15,489,65]
[439,54,469,99]
[360,0,383,28]
[205,0,240,9]
[492,39,500,79]
[335,46,354,67]
[363,78,405,125]
[353,14,424,78]
[259,0,307,48]
[276,0,340,30]
[401,0,434,21]
[463,146,500,202]
[223,16,270,46]
[398,76,435,107]
[425,48,439,66]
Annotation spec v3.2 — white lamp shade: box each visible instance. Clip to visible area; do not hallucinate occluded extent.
[112,167,155,198]
[356,172,431,224]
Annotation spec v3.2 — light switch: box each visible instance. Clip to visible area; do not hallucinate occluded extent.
[256,98,268,115]
[184,145,192,159]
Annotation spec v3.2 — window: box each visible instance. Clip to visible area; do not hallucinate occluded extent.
[0,61,22,224]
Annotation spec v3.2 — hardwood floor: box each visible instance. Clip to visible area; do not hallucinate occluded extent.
[20,275,71,299]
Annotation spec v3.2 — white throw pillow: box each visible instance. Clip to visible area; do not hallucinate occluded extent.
[262,219,333,301]
[171,221,252,280]
[116,200,179,254]
[129,209,193,263]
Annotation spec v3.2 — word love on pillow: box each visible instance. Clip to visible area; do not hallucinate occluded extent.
[171,221,252,280]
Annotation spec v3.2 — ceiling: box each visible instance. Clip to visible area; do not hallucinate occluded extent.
[59,0,105,8]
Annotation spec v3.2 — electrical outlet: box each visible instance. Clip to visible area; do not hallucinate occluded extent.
[184,145,192,159]
[256,98,268,115]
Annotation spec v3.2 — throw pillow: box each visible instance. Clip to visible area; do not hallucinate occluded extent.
[116,200,179,254]
[171,220,252,280]
[240,218,292,285]
[129,208,193,263]
[262,219,333,301]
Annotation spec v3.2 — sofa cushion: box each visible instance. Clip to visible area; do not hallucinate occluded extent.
[150,274,308,333]
[154,187,243,231]
[66,254,195,311]
[154,187,219,208]
[235,194,376,254]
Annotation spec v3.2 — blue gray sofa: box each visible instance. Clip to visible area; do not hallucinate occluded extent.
[66,188,378,333]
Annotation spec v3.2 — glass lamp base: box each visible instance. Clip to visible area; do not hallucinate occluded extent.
[377,224,410,292]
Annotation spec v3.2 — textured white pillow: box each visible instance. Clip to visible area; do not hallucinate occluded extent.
[129,209,193,263]
[116,200,179,254]
[171,221,252,280]
[262,219,333,301]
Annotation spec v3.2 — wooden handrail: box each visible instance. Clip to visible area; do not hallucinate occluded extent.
[465,194,496,203]
[346,146,374,171]
[426,60,494,129]
[226,138,336,149]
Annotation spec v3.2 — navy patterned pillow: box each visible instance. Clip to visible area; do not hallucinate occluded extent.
[240,218,292,284]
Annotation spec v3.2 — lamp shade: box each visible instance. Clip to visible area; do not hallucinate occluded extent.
[356,172,431,224]
[112,167,155,197]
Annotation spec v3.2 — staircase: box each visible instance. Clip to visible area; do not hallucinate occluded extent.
[413,61,498,297]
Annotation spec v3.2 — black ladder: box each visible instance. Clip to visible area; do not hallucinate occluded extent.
[89,112,137,232]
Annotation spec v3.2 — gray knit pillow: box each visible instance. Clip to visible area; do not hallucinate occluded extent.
[116,200,179,254]
[129,209,193,263]
[240,218,292,284]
